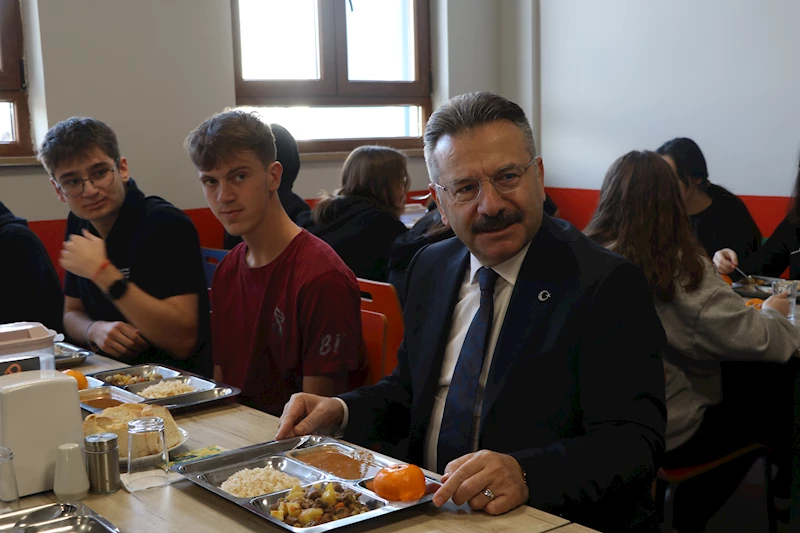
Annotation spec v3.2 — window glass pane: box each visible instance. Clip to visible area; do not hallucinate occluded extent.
[0,102,14,143]
[346,0,415,81]
[238,0,320,80]
[243,106,422,140]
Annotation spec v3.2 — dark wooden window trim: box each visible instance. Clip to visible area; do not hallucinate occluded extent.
[0,0,33,157]
[231,0,431,153]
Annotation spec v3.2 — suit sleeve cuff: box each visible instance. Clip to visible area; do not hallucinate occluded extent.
[333,397,349,438]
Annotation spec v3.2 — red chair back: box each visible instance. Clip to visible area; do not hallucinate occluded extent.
[357,279,404,377]
[361,309,388,385]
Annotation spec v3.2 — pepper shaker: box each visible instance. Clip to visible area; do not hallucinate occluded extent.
[85,433,121,494]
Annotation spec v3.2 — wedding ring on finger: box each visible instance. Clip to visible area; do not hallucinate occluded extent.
[483,488,496,501]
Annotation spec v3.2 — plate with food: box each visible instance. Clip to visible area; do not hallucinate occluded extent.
[88,365,241,411]
[172,435,441,532]
[82,403,188,462]
[732,275,800,301]
[124,375,216,399]
[91,365,183,387]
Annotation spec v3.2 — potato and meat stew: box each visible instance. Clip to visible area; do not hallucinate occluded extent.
[269,482,369,527]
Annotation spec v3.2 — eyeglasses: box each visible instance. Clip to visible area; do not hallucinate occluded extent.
[434,158,535,204]
[55,160,119,198]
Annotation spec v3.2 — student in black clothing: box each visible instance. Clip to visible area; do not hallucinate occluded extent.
[297,145,409,281]
[223,123,308,249]
[714,156,800,279]
[657,137,761,260]
[0,200,64,332]
[40,117,212,377]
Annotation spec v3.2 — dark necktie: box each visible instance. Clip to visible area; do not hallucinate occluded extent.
[437,266,500,473]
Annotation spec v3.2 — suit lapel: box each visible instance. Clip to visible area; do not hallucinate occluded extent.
[414,246,469,408]
[480,217,577,428]
[407,244,469,464]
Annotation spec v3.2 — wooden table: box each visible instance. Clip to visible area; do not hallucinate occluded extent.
[19,355,577,532]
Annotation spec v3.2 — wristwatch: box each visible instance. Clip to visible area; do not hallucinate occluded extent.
[106,278,129,301]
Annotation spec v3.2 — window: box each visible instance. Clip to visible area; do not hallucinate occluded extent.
[231,0,431,153]
[0,0,32,157]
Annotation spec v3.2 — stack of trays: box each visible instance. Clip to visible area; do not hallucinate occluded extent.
[79,364,240,414]
[173,435,441,532]
[0,502,120,532]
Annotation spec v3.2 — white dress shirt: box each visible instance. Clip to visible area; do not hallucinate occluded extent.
[423,243,530,471]
[335,243,530,472]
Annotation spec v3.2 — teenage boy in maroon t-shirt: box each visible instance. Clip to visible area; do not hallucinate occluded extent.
[185,110,366,416]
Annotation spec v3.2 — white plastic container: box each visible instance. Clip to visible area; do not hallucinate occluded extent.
[0,322,55,370]
[0,371,84,496]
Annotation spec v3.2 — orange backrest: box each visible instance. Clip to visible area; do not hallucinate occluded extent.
[358,279,404,376]
[361,309,388,385]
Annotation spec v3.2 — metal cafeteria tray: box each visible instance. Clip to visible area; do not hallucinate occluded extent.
[0,502,120,532]
[79,385,143,414]
[732,275,800,300]
[87,364,240,411]
[91,364,183,385]
[125,375,216,398]
[85,376,105,388]
[53,342,91,369]
[172,435,441,532]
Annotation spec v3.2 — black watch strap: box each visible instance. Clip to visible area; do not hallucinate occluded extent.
[107,278,129,301]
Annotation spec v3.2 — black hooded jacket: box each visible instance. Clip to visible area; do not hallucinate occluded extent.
[0,201,64,331]
[297,196,407,282]
[274,123,310,222]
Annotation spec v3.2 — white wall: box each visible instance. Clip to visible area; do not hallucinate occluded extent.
[540,0,800,196]
[0,0,236,221]
[0,0,456,222]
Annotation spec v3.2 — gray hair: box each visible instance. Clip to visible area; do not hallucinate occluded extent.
[423,92,537,183]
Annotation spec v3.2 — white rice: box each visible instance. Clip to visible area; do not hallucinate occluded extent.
[138,381,195,399]
[220,467,300,498]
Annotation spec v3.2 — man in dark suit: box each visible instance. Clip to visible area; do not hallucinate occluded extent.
[277,92,666,532]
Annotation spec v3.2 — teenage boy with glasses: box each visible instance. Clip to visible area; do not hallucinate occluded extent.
[42,117,212,377]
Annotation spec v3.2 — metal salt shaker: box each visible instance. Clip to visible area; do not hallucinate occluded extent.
[84,433,121,494]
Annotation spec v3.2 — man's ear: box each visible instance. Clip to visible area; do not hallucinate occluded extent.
[269,161,283,192]
[50,178,67,203]
[117,157,130,182]
[535,156,545,187]
[429,182,449,226]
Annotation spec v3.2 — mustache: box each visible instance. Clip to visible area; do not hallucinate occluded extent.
[471,210,524,233]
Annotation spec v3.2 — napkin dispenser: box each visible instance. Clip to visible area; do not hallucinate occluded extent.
[0,371,83,496]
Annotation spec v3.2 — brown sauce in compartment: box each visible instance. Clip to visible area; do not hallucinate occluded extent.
[296,448,373,480]
[83,398,124,409]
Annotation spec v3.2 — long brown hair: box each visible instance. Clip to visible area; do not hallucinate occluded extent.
[313,145,409,224]
[584,150,706,301]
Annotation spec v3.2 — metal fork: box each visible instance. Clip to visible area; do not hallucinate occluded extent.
[734,266,756,285]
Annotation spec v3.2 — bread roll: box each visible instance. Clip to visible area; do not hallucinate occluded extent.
[83,403,182,458]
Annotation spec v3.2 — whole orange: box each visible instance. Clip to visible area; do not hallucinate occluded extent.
[62,369,89,390]
[373,464,426,502]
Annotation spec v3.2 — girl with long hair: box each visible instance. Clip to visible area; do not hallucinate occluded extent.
[297,145,409,281]
[585,150,799,532]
